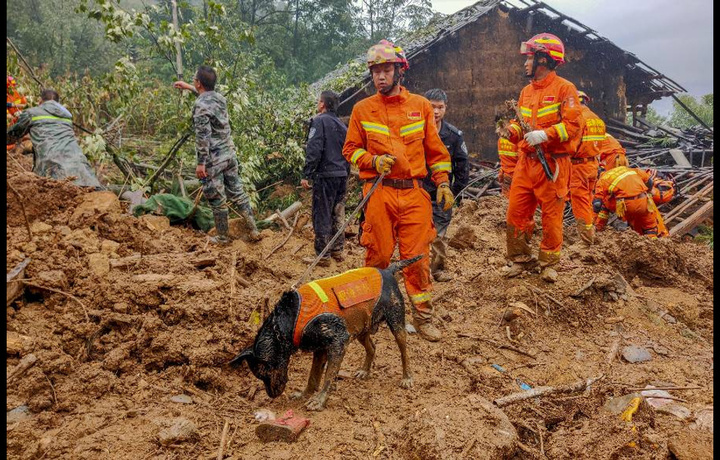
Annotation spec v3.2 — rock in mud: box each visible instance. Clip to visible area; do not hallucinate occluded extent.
[621,345,652,363]
[692,407,713,433]
[603,393,642,415]
[541,267,558,283]
[71,191,121,221]
[396,395,517,459]
[170,394,193,404]
[30,221,52,234]
[139,215,171,233]
[87,253,110,277]
[34,270,68,290]
[157,417,198,446]
[667,430,713,460]
[448,225,476,250]
[6,406,31,424]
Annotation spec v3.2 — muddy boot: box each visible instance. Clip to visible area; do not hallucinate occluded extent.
[413,318,442,342]
[210,209,231,245]
[238,202,262,242]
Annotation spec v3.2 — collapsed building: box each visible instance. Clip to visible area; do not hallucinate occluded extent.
[314,0,713,237]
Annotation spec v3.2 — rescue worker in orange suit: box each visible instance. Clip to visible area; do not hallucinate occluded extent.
[497,132,519,197]
[646,169,676,205]
[593,165,666,238]
[343,40,453,342]
[503,33,583,276]
[422,88,469,283]
[598,133,628,172]
[7,75,28,152]
[570,90,605,245]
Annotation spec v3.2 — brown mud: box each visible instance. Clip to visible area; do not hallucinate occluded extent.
[6,152,713,459]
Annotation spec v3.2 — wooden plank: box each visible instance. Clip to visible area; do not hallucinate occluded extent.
[669,201,713,237]
[7,258,30,307]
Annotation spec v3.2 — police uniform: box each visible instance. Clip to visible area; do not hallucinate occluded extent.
[422,120,469,273]
[303,111,349,260]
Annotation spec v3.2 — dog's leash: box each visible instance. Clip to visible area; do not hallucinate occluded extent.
[292,171,387,290]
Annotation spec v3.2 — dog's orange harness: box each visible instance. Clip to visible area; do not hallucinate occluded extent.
[294,268,383,347]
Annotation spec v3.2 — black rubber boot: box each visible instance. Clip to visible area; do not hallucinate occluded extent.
[211,209,231,245]
[239,202,262,242]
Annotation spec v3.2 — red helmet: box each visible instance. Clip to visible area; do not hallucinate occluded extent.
[367,40,409,71]
[520,33,565,65]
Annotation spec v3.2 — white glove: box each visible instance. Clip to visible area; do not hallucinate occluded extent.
[524,130,548,146]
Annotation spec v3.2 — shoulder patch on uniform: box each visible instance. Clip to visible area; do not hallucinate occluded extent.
[308,127,316,139]
[461,142,468,154]
[542,95,556,104]
[407,111,422,121]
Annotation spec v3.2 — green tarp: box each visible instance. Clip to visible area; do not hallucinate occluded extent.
[132,193,214,232]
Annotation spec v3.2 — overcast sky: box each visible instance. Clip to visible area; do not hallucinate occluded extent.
[431,0,713,115]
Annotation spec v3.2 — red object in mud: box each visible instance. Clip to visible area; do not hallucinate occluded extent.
[256,410,310,443]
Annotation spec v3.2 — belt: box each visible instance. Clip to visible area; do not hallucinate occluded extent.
[526,152,569,161]
[617,192,649,202]
[571,156,598,164]
[365,178,419,189]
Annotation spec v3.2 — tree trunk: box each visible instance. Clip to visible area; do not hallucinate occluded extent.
[171,0,184,81]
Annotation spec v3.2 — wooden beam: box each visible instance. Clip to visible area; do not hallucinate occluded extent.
[669,201,713,237]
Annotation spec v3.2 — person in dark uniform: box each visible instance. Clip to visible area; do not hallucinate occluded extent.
[301,90,349,267]
[422,88,470,282]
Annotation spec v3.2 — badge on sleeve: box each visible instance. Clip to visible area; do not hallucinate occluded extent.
[461,142,468,154]
[308,127,316,139]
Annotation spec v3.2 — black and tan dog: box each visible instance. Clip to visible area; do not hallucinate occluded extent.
[230,255,422,411]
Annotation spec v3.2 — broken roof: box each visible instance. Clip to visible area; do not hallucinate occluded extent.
[314,0,686,106]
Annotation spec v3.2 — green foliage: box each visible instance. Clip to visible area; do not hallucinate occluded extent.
[695,225,713,249]
[669,93,713,130]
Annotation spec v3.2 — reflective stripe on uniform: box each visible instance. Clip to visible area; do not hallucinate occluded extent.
[520,107,532,118]
[537,103,561,118]
[400,120,425,136]
[553,122,569,142]
[608,170,637,193]
[31,115,72,123]
[351,148,368,164]
[410,292,431,305]
[361,121,390,135]
[498,150,518,157]
[582,135,605,142]
[430,162,451,172]
[509,124,522,135]
[598,211,609,219]
[307,281,329,303]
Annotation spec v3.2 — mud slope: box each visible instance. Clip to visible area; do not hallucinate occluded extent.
[6,154,713,459]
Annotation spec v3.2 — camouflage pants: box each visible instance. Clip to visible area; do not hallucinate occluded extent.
[202,157,251,212]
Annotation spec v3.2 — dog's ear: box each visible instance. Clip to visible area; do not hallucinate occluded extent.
[228,347,254,368]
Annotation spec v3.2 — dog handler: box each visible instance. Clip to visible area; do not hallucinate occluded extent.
[343,40,453,342]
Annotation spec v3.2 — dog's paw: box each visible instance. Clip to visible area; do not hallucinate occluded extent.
[400,376,414,389]
[354,369,370,380]
[304,394,327,411]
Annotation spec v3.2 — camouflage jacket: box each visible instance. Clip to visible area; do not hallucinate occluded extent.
[7,101,102,188]
[192,91,236,167]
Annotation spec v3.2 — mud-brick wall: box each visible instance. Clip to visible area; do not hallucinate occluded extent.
[400,8,628,161]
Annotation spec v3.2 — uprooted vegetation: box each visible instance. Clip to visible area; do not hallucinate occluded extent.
[6,148,713,459]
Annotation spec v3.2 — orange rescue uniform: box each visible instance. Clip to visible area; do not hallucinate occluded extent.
[570,104,605,244]
[343,86,450,317]
[498,137,519,197]
[7,87,27,151]
[294,268,382,346]
[599,133,628,171]
[594,166,665,238]
[506,71,583,267]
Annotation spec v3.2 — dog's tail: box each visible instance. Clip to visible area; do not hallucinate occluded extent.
[385,254,424,274]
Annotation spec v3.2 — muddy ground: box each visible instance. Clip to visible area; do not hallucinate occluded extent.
[6,152,714,459]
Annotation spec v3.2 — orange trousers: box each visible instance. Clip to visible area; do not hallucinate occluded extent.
[360,182,435,317]
[624,197,661,238]
[506,155,571,267]
[569,159,599,244]
[500,171,513,198]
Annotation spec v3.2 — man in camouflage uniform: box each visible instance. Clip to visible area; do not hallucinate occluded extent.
[173,65,261,244]
[422,88,469,282]
[6,88,103,189]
